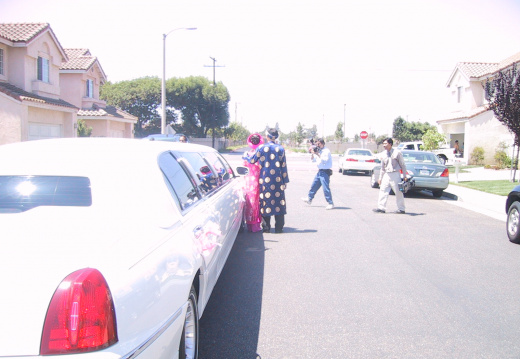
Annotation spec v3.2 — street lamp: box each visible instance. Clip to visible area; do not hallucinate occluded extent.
[343,103,346,142]
[161,27,197,134]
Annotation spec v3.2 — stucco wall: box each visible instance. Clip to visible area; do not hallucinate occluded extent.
[60,73,85,108]
[465,111,514,165]
[25,31,63,98]
[0,95,25,145]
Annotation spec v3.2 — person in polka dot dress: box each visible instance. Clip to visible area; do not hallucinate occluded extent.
[244,128,289,233]
[243,133,264,232]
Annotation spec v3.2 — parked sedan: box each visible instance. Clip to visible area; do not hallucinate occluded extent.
[370,150,449,197]
[506,185,520,243]
[0,138,247,359]
[339,148,380,175]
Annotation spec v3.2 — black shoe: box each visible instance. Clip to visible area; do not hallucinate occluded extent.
[262,227,271,233]
[372,208,385,213]
[275,229,283,233]
[394,210,406,214]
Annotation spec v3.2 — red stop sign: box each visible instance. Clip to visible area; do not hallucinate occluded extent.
[360,131,368,139]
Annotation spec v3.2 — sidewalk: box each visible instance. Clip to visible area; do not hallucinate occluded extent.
[443,167,515,222]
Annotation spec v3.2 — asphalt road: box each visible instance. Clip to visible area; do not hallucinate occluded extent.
[198,151,520,359]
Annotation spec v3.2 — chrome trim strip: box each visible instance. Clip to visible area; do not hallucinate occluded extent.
[121,307,183,359]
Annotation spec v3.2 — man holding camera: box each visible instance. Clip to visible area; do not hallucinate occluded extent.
[373,137,407,214]
[302,138,334,210]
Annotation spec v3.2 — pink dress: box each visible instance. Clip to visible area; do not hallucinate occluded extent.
[243,151,262,232]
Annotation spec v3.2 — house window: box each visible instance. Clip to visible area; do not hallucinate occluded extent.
[37,56,49,83]
[86,79,94,98]
[457,86,463,103]
[0,48,4,75]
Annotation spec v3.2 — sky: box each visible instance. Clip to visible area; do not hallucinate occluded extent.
[2,0,520,138]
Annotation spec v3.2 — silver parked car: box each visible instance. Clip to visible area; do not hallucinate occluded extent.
[370,150,449,198]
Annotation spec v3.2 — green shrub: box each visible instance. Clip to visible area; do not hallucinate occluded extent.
[494,141,515,169]
[77,119,92,137]
[471,146,485,165]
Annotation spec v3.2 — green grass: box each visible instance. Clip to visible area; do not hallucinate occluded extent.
[450,180,518,196]
[446,165,479,174]
[219,145,246,153]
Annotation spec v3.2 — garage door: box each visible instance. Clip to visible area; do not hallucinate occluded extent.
[28,124,62,140]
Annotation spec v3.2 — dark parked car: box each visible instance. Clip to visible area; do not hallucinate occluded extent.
[506,185,520,243]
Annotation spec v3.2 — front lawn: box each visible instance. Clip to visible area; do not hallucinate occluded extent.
[450,180,518,196]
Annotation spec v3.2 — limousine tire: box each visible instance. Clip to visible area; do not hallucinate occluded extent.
[179,286,199,359]
[239,215,246,233]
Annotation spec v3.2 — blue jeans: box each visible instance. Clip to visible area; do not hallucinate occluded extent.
[308,169,333,204]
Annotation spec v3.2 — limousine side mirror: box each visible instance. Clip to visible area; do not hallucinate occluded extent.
[235,166,249,176]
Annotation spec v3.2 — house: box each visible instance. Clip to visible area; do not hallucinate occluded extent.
[0,23,137,145]
[60,48,137,138]
[439,52,520,164]
[0,23,77,145]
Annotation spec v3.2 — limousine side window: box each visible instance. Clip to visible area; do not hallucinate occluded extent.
[217,152,235,178]
[203,152,231,185]
[174,151,219,195]
[159,152,200,210]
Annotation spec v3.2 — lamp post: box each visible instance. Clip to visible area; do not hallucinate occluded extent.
[161,27,197,134]
[343,103,346,142]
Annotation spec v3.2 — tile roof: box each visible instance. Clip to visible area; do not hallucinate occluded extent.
[78,105,138,121]
[0,23,67,61]
[61,48,106,81]
[64,48,91,58]
[61,48,97,70]
[0,23,49,42]
[455,52,520,80]
[0,81,77,109]
[438,106,489,122]
[456,62,499,78]
[496,51,520,73]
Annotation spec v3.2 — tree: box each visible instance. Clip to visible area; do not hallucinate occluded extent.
[308,124,318,139]
[392,116,434,142]
[295,122,305,146]
[375,134,389,151]
[101,77,162,137]
[421,127,446,151]
[227,122,250,142]
[485,64,520,179]
[334,122,344,142]
[169,76,230,137]
[77,119,92,137]
[392,116,408,141]
[101,76,230,139]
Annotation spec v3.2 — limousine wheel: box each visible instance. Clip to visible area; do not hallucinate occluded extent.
[179,286,199,359]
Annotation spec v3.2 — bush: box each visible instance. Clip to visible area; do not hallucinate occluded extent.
[494,141,512,169]
[495,142,513,169]
[471,146,485,165]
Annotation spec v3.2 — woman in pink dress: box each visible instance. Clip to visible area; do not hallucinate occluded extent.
[243,133,264,232]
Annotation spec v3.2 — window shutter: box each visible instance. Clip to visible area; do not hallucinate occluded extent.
[37,57,42,80]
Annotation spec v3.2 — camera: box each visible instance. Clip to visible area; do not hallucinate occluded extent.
[398,176,415,193]
[311,146,319,154]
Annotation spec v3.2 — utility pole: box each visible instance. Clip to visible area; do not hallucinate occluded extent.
[204,56,225,85]
[203,57,225,148]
